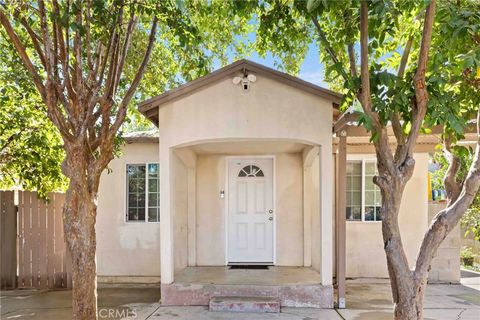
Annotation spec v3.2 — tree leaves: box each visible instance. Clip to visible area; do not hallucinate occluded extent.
[306,0,323,13]
[0,0,256,195]
[252,0,479,145]
[0,36,66,198]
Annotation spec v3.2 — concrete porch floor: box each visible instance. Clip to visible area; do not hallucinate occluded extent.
[174,266,322,285]
[161,266,331,307]
[1,272,479,319]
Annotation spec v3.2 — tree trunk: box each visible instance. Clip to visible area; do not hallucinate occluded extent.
[393,289,424,320]
[63,174,98,319]
[377,165,425,320]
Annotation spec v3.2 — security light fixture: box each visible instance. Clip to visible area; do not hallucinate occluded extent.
[232,73,257,92]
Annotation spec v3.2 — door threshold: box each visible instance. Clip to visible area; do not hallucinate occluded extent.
[228,262,273,266]
[229,265,270,270]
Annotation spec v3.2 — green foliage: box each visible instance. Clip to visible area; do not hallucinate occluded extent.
[122,0,254,131]
[462,209,480,241]
[424,0,480,142]
[431,150,480,241]
[1,0,255,194]
[431,150,474,191]
[253,0,479,142]
[255,1,311,74]
[0,33,67,198]
[460,246,475,259]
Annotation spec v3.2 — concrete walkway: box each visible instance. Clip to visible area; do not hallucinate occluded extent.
[1,276,479,319]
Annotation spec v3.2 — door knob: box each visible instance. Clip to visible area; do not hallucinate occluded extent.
[268,217,273,221]
[268,209,273,214]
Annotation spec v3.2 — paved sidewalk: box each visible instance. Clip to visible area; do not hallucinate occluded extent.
[336,277,480,320]
[1,277,479,319]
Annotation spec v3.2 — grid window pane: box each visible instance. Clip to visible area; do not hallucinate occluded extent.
[148,163,159,175]
[346,160,382,222]
[148,193,158,207]
[365,161,377,175]
[364,161,381,221]
[365,190,375,205]
[347,162,362,175]
[149,179,158,192]
[365,177,376,190]
[346,206,361,221]
[346,161,362,221]
[126,165,146,222]
[137,208,145,221]
[126,163,160,222]
[147,163,160,222]
[148,208,159,222]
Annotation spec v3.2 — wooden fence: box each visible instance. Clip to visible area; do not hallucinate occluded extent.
[1,190,72,289]
[1,191,16,289]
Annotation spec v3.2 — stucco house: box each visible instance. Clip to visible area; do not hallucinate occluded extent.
[95,60,460,309]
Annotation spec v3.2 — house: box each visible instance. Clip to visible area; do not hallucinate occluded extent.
[95,60,460,309]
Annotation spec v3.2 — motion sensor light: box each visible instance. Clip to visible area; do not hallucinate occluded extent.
[232,77,242,85]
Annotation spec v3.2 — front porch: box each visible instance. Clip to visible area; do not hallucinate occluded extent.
[161,266,333,308]
[158,138,334,308]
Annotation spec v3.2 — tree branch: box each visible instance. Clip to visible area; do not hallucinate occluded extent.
[442,137,462,204]
[72,0,84,105]
[415,108,480,282]
[16,12,47,68]
[403,0,436,160]
[347,43,357,78]
[52,0,76,106]
[357,1,396,176]
[109,16,158,137]
[102,6,124,102]
[85,0,93,73]
[390,38,413,145]
[311,15,349,81]
[113,11,136,95]
[359,1,374,122]
[397,38,413,80]
[0,9,47,101]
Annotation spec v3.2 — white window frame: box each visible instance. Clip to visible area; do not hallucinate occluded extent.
[346,158,381,223]
[125,162,160,223]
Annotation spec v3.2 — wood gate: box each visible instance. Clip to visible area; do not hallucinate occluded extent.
[0,190,72,289]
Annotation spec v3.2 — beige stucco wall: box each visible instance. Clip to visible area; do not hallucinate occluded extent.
[276,153,304,266]
[157,73,334,148]
[96,143,160,279]
[195,153,304,266]
[309,155,321,272]
[173,153,189,273]
[345,153,429,278]
[196,154,225,265]
[157,72,335,284]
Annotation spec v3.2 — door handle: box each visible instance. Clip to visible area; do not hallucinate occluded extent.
[268,217,273,221]
[268,209,273,214]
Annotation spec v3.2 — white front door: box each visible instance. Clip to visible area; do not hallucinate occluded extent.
[227,158,274,264]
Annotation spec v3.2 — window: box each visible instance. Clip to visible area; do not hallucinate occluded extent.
[346,160,382,222]
[238,165,264,177]
[126,163,159,222]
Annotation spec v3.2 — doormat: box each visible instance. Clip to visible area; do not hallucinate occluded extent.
[229,265,270,270]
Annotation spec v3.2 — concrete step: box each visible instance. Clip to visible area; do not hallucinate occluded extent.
[209,296,281,313]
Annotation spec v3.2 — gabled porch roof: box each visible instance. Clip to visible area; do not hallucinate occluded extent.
[138,59,343,125]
